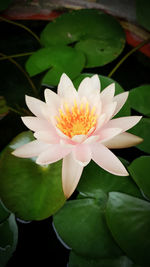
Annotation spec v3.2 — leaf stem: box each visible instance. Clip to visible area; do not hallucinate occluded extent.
[0,16,41,45]
[0,53,39,97]
[0,52,34,61]
[108,37,150,78]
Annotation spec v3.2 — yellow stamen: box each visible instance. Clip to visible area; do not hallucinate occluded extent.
[56,99,97,138]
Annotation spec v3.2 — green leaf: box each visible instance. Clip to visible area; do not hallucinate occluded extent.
[53,198,122,259]
[129,118,150,154]
[40,9,125,68]
[136,0,150,31]
[0,131,66,221]
[25,46,85,86]
[73,73,130,118]
[0,200,10,223]
[77,160,143,199]
[0,214,18,267]
[69,251,135,267]
[106,192,150,266]
[128,156,150,200]
[128,85,150,116]
[0,0,12,11]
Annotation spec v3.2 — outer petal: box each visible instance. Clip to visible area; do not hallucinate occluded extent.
[100,83,115,105]
[12,140,48,158]
[105,116,142,133]
[21,116,52,132]
[62,153,84,198]
[44,89,60,116]
[25,95,47,118]
[113,91,129,116]
[91,143,129,176]
[34,130,59,144]
[102,132,143,149]
[36,144,71,165]
[90,74,101,91]
[78,76,100,99]
[98,127,122,142]
[57,73,77,100]
[73,144,92,166]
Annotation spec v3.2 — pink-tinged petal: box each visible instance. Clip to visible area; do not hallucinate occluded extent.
[71,135,86,143]
[21,116,52,132]
[62,153,84,198]
[113,91,129,116]
[99,127,122,142]
[94,114,106,134]
[34,130,59,144]
[102,102,117,122]
[102,132,143,149]
[91,143,129,176]
[44,89,60,113]
[57,73,77,100]
[73,144,92,166]
[106,116,142,133]
[25,95,47,118]
[78,76,100,99]
[12,140,48,158]
[90,75,101,92]
[36,144,71,165]
[100,83,115,105]
[84,135,100,144]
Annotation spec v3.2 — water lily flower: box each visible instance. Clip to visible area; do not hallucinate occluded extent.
[12,74,142,198]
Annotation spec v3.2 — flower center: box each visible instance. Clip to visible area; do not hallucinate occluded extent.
[55,99,97,138]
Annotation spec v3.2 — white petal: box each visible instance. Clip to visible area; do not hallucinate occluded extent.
[90,75,101,92]
[113,91,129,116]
[25,95,47,118]
[103,132,143,149]
[106,116,142,133]
[78,76,100,99]
[21,116,52,132]
[83,135,100,144]
[73,144,92,166]
[99,127,122,142]
[91,143,129,176]
[34,130,59,144]
[71,135,86,143]
[62,153,84,198]
[102,102,117,122]
[44,89,60,116]
[36,144,71,165]
[57,73,77,100]
[101,83,115,105]
[12,140,48,158]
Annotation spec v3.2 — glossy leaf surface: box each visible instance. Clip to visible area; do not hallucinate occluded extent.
[129,85,150,116]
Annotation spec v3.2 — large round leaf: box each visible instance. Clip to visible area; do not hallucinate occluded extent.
[77,160,142,199]
[0,131,66,221]
[73,73,130,118]
[128,85,150,116]
[69,251,135,267]
[0,0,12,11]
[129,118,150,154]
[0,214,18,267]
[25,46,85,86]
[106,192,150,266]
[40,9,125,67]
[136,0,150,31]
[0,200,10,223]
[53,198,122,259]
[128,156,150,200]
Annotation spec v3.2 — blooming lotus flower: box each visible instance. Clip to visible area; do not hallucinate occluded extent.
[12,74,142,198]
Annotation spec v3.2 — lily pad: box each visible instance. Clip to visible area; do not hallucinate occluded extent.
[129,118,150,153]
[77,160,143,199]
[136,0,150,31]
[0,0,12,11]
[128,156,150,200]
[0,214,18,267]
[25,46,85,86]
[73,73,130,118]
[128,85,150,116]
[0,200,10,223]
[106,192,150,266]
[69,251,135,267]
[40,9,125,68]
[53,198,122,259]
[0,131,66,221]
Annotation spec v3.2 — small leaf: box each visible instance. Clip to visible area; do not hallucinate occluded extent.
[128,156,150,200]
[25,46,85,86]
[53,198,122,259]
[0,214,18,267]
[0,131,66,221]
[106,192,150,266]
[129,118,150,153]
[69,251,135,267]
[128,85,150,116]
[40,9,125,67]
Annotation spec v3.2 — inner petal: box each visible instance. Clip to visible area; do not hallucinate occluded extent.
[55,99,98,138]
